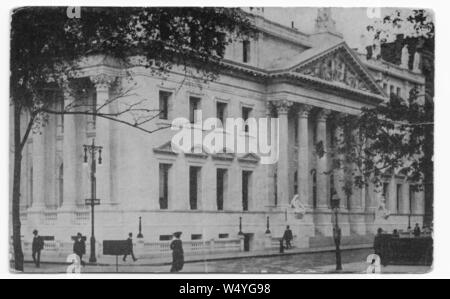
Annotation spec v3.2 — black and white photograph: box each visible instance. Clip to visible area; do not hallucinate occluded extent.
[2,1,446,280]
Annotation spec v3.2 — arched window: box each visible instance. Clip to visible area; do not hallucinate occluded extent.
[58,164,64,207]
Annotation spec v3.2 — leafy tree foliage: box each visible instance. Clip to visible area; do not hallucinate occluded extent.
[321,9,434,219]
[10,7,255,271]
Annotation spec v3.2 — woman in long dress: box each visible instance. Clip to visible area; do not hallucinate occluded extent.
[170,232,184,273]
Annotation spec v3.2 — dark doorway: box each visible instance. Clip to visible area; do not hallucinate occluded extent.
[243,233,254,252]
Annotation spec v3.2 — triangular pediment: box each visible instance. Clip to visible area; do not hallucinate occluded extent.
[289,42,385,96]
[185,145,209,159]
[212,148,236,162]
[238,153,260,164]
[153,141,178,156]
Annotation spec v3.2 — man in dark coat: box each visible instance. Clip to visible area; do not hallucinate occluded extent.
[283,226,293,249]
[123,233,138,262]
[414,223,421,237]
[73,233,86,266]
[32,230,44,268]
[170,232,184,273]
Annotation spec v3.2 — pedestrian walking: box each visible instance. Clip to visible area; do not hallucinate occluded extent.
[170,232,184,273]
[32,230,44,268]
[73,233,86,266]
[283,226,293,249]
[123,233,138,262]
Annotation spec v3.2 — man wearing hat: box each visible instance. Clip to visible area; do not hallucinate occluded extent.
[73,233,86,266]
[31,230,44,268]
[123,233,138,262]
[170,232,184,273]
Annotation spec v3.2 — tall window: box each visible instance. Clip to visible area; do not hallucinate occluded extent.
[189,166,201,210]
[242,106,252,133]
[159,91,171,120]
[294,171,298,194]
[58,164,64,207]
[242,171,252,211]
[189,97,201,124]
[274,172,278,207]
[92,91,97,128]
[159,164,171,210]
[312,171,317,208]
[382,182,389,209]
[390,85,395,96]
[396,184,402,214]
[216,102,228,127]
[243,40,250,63]
[383,83,388,93]
[29,166,33,208]
[396,87,402,97]
[216,169,227,211]
[57,97,64,133]
[409,185,415,215]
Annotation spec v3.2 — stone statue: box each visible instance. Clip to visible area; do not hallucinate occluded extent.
[315,8,337,33]
[413,51,421,73]
[375,194,390,220]
[401,45,409,69]
[291,194,306,219]
[373,39,381,60]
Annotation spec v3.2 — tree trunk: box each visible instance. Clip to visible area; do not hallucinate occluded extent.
[12,104,24,271]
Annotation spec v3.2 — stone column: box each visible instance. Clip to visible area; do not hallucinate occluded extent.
[61,87,78,210]
[400,183,410,214]
[315,109,330,209]
[412,190,425,215]
[387,176,397,214]
[364,181,378,234]
[314,108,332,236]
[91,74,115,207]
[274,100,293,208]
[297,104,312,208]
[265,103,276,208]
[30,132,46,211]
[332,124,351,236]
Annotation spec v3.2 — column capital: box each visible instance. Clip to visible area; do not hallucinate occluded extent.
[297,104,313,118]
[272,100,293,115]
[90,74,116,90]
[316,108,332,122]
[265,102,273,117]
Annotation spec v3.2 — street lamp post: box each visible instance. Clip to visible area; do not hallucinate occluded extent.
[331,197,343,271]
[83,139,103,264]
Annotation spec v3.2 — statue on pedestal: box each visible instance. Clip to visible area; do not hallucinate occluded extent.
[401,45,410,69]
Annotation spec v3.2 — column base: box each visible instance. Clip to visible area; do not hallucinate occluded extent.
[349,211,367,235]
[364,208,377,235]
[336,209,351,237]
[313,208,333,237]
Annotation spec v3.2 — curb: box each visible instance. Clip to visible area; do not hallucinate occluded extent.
[18,244,373,267]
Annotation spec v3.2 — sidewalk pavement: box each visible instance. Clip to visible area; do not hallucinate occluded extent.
[310,262,432,274]
[23,243,374,267]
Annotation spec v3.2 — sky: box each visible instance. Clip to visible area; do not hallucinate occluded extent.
[261,7,434,49]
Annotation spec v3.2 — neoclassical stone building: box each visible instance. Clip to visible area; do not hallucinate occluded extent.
[12,8,427,259]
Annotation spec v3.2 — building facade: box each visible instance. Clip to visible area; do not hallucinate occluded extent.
[11,8,427,259]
